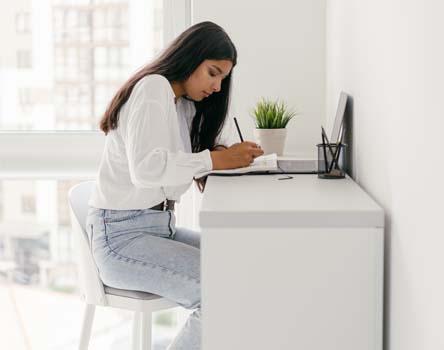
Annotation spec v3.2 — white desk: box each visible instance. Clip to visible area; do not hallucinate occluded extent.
[200,174,384,350]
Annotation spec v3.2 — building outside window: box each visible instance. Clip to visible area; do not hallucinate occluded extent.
[21,195,36,214]
[16,50,32,69]
[16,11,31,34]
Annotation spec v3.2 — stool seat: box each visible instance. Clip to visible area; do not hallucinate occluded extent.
[104,286,163,301]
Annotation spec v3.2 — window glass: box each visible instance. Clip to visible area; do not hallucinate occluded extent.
[0,179,188,349]
[0,1,164,131]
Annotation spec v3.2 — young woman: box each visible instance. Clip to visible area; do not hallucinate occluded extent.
[86,21,263,349]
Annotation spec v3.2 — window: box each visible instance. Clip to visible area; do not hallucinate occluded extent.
[2,0,166,131]
[1,2,193,349]
[0,177,198,349]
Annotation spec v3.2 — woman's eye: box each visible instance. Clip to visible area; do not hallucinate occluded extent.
[209,70,217,77]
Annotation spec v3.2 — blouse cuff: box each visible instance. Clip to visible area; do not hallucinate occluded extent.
[201,149,213,172]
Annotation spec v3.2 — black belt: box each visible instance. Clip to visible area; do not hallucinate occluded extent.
[150,199,175,211]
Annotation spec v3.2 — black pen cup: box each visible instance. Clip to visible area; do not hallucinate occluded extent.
[316,143,347,179]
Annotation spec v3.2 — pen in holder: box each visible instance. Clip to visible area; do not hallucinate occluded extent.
[316,142,347,179]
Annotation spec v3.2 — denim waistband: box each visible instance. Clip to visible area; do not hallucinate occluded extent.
[87,206,176,239]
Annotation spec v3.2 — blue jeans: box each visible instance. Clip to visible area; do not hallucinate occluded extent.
[86,207,201,350]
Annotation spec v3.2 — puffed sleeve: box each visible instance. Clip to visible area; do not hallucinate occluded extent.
[123,81,213,189]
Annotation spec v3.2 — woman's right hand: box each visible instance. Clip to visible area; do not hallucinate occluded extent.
[210,141,264,170]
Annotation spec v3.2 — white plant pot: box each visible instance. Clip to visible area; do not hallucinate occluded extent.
[253,128,287,156]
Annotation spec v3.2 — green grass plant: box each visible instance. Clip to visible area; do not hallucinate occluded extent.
[251,98,297,129]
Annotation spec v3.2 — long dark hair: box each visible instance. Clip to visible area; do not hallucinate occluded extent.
[99,21,237,153]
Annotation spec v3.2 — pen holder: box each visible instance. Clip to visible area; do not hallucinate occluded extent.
[316,143,347,179]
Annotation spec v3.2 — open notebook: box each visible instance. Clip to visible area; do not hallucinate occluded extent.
[194,153,278,179]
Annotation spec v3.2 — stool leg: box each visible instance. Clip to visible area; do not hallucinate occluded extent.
[79,304,95,350]
[140,311,152,350]
[132,311,141,350]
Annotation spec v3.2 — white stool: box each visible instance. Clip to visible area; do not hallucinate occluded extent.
[69,181,177,350]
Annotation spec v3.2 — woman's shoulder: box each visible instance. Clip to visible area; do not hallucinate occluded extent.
[138,74,170,86]
[133,74,174,102]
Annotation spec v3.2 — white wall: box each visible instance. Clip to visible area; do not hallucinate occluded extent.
[193,0,326,158]
[327,1,444,349]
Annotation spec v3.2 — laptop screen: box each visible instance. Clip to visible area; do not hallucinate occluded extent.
[330,92,348,144]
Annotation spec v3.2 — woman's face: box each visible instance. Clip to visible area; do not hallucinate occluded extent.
[183,59,233,101]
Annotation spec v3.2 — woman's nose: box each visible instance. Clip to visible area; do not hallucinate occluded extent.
[212,80,221,92]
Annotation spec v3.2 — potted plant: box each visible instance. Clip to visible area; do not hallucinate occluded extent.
[251,98,297,155]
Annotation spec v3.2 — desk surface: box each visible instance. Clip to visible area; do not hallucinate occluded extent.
[200,174,384,228]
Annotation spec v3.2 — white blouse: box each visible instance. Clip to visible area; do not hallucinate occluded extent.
[89,74,237,210]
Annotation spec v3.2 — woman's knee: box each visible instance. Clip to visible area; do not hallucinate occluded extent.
[186,298,200,310]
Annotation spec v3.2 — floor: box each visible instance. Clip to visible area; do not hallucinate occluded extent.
[0,281,184,350]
